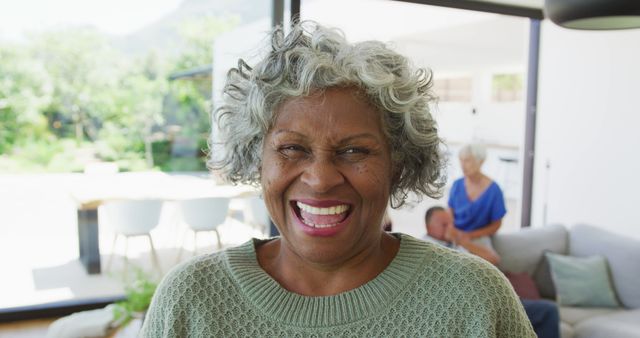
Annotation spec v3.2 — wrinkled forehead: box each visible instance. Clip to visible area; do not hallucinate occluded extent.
[270,87,386,140]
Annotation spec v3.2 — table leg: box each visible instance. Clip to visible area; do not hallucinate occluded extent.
[78,208,101,274]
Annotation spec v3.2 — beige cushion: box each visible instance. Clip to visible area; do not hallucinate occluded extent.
[574,309,640,338]
[560,306,621,326]
[560,321,574,338]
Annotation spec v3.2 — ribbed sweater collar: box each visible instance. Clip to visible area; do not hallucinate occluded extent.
[225,233,426,327]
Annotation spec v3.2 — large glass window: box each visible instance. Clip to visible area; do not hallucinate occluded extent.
[0,0,270,313]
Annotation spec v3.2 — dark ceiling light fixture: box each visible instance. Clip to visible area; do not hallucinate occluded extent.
[544,0,640,30]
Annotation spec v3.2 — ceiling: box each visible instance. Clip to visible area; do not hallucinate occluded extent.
[304,0,532,72]
[395,16,528,73]
[391,0,546,20]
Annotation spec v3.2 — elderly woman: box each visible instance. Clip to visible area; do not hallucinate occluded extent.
[447,143,507,242]
[140,22,533,337]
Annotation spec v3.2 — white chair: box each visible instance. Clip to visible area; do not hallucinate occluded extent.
[177,197,230,259]
[243,196,271,236]
[101,199,164,275]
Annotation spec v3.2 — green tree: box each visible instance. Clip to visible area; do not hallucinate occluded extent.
[0,44,52,154]
[28,28,126,143]
[1,15,240,172]
[173,15,240,72]
[160,15,239,170]
[113,61,168,168]
[170,14,239,126]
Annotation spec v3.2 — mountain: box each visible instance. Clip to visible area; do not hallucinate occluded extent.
[111,0,270,57]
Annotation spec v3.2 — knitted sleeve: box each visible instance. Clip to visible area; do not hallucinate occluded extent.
[138,262,190,338]
[451,253,536,338]
[138,254,226,338]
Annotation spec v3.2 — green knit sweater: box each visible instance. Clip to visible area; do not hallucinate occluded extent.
[140,234,535,337]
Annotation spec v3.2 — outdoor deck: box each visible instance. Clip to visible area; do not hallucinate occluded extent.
[0,173,263,311]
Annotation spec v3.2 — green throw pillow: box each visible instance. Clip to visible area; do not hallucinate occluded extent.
[545,252,619,307]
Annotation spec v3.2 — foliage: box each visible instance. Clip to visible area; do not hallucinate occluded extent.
[0,15,238,172]
[112,270,158,327]
[0,45,53,154]
[172,15,240,72]
[28,28,126,142]
[5,138,65,171]
[151,140,172,168]
[0,138,87,172]
[162,15,240,160]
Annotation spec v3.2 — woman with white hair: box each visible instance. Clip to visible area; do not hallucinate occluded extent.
[140,22,533,337]
[447,143,506,243]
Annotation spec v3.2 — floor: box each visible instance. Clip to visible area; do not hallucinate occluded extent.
[0,318,56,338]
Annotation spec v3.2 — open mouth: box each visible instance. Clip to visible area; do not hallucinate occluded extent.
[290,200,352,228]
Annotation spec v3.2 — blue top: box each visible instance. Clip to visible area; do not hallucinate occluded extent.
[447,178,506,232]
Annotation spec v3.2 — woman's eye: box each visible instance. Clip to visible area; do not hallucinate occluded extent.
[278,144,308,158]
[339,147,370,160]
[342,147,370,154]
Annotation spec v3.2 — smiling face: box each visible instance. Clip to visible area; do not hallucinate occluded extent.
[260,87,392,266]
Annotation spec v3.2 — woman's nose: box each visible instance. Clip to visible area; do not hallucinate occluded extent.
[300,157,345,193]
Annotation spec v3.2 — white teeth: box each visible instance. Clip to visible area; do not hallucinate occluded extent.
[296,202,349,215]
[305,222,338,228]
[295,202,350,228]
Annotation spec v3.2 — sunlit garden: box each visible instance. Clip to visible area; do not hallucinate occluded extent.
[0,15,238,173]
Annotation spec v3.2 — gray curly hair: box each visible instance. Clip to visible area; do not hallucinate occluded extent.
[209,21,445,207]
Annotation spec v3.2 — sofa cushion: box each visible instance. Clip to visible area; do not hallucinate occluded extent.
[504,271,541,300]
[570,224,640,309]
[534,251,556,300]
[546,253,620,308]
[560,321,574,338]
[492,224,568,275]
[574,308,640,338]
[559,306,622,326]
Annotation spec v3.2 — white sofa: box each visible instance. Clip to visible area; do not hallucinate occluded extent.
[491,224,640,338]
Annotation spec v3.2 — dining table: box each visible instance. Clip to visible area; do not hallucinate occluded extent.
[69,171,257,274]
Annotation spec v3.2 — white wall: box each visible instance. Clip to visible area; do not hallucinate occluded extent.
[532,22,640,239]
